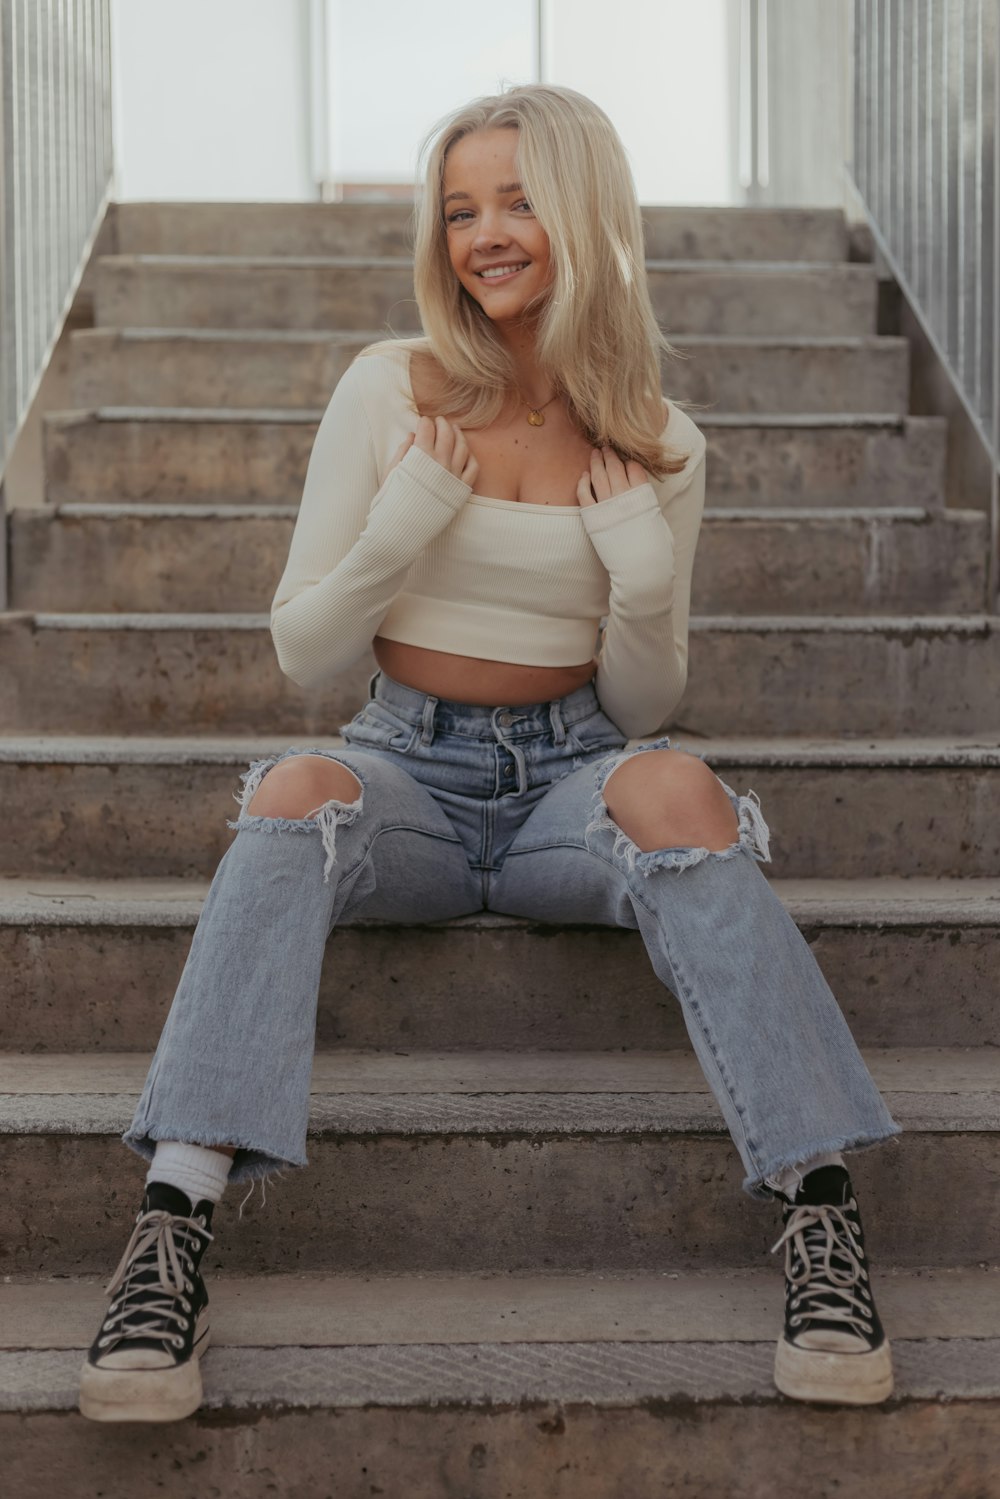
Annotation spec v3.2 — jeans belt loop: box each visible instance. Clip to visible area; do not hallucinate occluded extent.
[367,669,382,701]
[549,699,567,746]
[420,694,438,747]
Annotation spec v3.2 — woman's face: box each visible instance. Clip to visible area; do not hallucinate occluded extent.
[442,127,552,325]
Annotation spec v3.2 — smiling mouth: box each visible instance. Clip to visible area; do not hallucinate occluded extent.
[476,263,529,282]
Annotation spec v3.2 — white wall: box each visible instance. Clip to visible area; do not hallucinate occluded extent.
[543,0,735,205]
[109,0,736,205]
[327,0,536,189]
[110,0,315,201]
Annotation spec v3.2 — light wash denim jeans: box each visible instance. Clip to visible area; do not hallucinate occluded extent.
[124,671,900,1198]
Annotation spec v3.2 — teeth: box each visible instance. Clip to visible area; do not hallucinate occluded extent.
[479,263,528,279]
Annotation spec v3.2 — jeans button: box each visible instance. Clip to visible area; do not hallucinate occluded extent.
[503,764,514,777]
[498,711,516,728]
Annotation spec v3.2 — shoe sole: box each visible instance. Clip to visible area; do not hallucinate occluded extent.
[774,1334,894,1405]
[78,1319,210,1423]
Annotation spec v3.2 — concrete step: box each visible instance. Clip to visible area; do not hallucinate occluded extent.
[1,1048,997,1273]
[111,200,853,262]
[1,734,998,882]
[42,408,947,508]
[9,1265,996,1349]
[93,256,879,337]
[3,613,998,736]
[69,328,912,415]
[10,504,986,616]
[3,874,997,1054]
[6,1337,1000,1499]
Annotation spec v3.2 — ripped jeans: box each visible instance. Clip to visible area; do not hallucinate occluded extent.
[124,671,900,1199]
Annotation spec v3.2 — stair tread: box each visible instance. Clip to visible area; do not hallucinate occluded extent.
[2,1049,998,1137]
[74,325,907,349]
[2,731,999,766]
[4,1336,1000,1411]
[15,611,997,633]
[97,252,869,273]
[4,873,1000,925]
[49,406,930,428]
[3,1265,998,1351]
[34,502,965,521]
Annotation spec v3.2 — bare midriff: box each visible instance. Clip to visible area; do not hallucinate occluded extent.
[373,637,597,708]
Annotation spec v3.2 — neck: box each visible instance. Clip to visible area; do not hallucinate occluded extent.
[497,319,552,407]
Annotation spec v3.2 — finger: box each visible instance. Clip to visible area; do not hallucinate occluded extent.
[413,416,435,453]
[450,425,470,473]
[601,444,629,495]
[577,471,596,507]
[434,415,455,466]
[625,458,649,490]
[589,448,612,503]
[461,454,479,487]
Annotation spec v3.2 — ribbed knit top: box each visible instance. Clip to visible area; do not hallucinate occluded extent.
[271,342,707,737]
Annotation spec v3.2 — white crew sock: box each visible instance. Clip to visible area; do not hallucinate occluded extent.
[767,1150,846,1201]
[147,1140,233,1206]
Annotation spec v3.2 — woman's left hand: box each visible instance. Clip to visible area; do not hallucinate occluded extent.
[577,445,650,507]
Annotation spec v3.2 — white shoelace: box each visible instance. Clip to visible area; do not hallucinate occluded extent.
[98,1208,213,1352]
[771,1201,874,1340]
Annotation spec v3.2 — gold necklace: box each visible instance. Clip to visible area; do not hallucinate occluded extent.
[522,390,560,427]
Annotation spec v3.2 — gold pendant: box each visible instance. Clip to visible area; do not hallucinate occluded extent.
[527,409,545,427]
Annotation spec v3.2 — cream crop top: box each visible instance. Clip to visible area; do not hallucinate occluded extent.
[271,342,707,738]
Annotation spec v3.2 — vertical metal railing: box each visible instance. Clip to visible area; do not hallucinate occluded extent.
[850,0,999,611]
[0,0,113,608]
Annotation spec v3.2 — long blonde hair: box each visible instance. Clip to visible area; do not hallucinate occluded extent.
[366,84,692,478]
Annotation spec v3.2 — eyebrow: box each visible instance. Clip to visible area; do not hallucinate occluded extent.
[442,181,524,206]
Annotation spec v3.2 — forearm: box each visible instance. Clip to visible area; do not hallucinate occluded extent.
[271,445,471,688]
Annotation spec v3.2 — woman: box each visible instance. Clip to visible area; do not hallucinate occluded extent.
[80,84,900,1423]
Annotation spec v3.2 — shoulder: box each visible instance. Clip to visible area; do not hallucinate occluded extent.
[321,340,420,452]
[660,398,707,483]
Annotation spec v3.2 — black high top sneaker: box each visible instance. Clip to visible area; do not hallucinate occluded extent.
[771,1164,894,1405]
[79,1181,214,1422]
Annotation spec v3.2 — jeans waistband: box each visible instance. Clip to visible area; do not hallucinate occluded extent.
[368,669,602,743]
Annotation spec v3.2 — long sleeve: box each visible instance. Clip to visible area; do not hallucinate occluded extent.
[270,360,472,689]
[580,426,706,738]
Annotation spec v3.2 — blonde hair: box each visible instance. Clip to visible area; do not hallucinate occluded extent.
[364,84,692,479]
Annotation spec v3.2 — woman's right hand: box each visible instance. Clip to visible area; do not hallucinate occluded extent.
[389,416,479,487]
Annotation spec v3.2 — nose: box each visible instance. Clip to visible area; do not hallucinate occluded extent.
[472,207,512,252]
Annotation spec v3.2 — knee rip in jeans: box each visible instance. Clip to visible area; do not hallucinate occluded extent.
[584,737,771,875]
[225,749,366,884]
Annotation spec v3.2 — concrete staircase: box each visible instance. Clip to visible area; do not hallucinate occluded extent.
[3,202,999,1497]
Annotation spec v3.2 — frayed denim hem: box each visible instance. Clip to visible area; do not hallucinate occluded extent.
[226,747,367,883]
[122,1124,305,1188]
[744,1122,903,1202]
[586,737,772,875]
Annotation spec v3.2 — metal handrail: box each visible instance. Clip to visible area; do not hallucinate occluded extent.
[848,0,999,612]
[0,0,113,608]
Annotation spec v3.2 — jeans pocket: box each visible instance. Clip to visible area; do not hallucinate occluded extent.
[341,704,419,754]
[566,708,628,757]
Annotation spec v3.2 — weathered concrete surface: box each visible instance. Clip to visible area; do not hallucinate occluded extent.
[6,1265,997,1349]
[0,614,373,734]
[69,328,911,415]
[695,412,946,508]
[93,256,877,337]
[4,611,999,735]
[11,505,986,616]
[111,200,851,262]
[5,1045,995,1100]
[43,408,317,505]
[0,1127,996,1274]
[2,738,1000,879]
[2,875,998,1053]
[6,1395,1000,1499]
[41,407,947,507]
